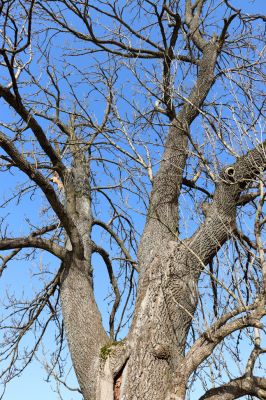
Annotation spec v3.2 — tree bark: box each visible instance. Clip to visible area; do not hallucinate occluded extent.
[60,253,108,400]
[95,142,265,400]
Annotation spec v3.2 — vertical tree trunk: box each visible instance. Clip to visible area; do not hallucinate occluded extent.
[60,155,109,400]
[60,254,108,400]
[117,242,197,400]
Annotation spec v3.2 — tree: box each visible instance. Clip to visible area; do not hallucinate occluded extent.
[0,0,265,399]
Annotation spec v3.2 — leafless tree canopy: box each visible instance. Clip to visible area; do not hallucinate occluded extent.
[0,1,265,399]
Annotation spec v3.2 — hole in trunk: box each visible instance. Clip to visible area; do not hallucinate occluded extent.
[114,361,128,400]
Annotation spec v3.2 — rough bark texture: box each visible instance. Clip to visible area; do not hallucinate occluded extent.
[138,43,218,269]
[60,150,109,399]
[60,254,107,399]
[198,376,266,400]
[121,244,193,400]
[117,42,220,400]
[58,138,265,400]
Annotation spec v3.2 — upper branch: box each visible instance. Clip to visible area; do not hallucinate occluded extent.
[185,0,207,51]
[0,236,66,259]
[0,85,66,179]
[199,376,266,400]
[38,2,163,59]
[0,130,82,253]
[187,141,266,267]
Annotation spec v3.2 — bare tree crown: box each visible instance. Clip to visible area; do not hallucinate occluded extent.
[0,1,265,399]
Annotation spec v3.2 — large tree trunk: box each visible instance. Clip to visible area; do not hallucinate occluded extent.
[94,240,201,400]
[120,243,196,400]
[60,254,108,399]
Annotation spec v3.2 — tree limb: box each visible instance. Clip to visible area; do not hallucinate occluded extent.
[0,236,66,259]
[91,242,121,340]
[0,130,83,254]
[199,376,266,400]
[185,302,265,377]
[0,85,66,178]
[92,219,139,273]
[187,141,266,267]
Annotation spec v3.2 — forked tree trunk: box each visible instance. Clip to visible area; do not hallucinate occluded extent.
[91,236,207,400]
[58,43,221,400]
[59,140,265,400]
[57,34,266,399]
[60,240,198,400]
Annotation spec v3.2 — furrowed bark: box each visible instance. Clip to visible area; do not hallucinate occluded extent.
[59,144,109,400]
[138,42,219,268]
[60,253,108,400]
[113,116,266,400]
[187,140,266,267]
[115,41,220,400]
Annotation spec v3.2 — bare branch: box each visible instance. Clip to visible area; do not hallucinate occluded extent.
[0,236,65,259]
[199,376,266,400]
[92,219,139,273]
[91,242,121,340]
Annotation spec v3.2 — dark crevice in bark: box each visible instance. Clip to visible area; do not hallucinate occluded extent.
[114,359,128,400]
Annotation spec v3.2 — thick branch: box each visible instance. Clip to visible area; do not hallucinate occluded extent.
[0,236,66,259]
[0,130,83,254]
[199,376,266,400]
[237,190,260,206]
[187,141,266,267]
[0,85,66,178]
[185,0,207,51]
[185,302,265,377]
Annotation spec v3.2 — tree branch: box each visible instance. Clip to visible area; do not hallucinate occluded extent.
[91,242,121,340]
[185,301,265,377]
[199,376,266,400]
[185,0,207,51]
[0,236,66,259]
[92,219,139,273]
[187,141,266,267]
[0,85,66,178]
[37,2,163,59]
[0,130,82,254]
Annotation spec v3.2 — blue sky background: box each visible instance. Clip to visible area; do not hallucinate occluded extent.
[0,0,265,399]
